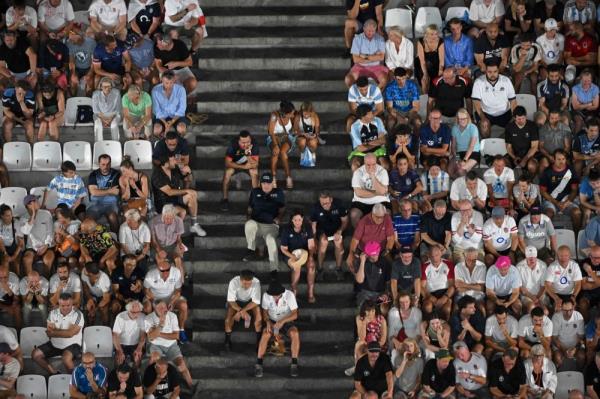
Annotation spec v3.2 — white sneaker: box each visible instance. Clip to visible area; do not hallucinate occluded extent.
[344,366,355,376]
[191,223,207,237]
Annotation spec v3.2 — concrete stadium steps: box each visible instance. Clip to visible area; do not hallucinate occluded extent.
[208,15,345,27]
[201,0,343,6]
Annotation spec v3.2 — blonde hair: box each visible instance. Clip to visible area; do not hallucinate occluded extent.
[387,26,404,38]
[424,24,439,37]
[400,338,421,360]
[456,108,471,124]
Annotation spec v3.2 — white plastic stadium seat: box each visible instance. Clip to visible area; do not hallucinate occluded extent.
[516,94,537,120]
[32,142,62,171]
[414,7,443,38]
[73,10,89,25]
[555,229,577,258]
[418,94,428,121]
[479,138,507,166]
[577,229,587,260]
[385,8,413,38]
[444,6,469,23]
[555,371,584,399]
[30,187,58,210]
[123,140,153,169]
[20,327,49,358]
[64,97,93,127]
[0,187,28,218]
[2,142,31,171]
[17,375,47,399]
[93,141,122,169]
[47,374,70,399]
[63,141,92,171]
[83,326,113,357]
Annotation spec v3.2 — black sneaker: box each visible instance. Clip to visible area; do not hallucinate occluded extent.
[220,198,229,212]
[255,364,264,378]
[342,48,351,58]
[290,364,299,377]
[242,250,260,262]
[224,339,233,351]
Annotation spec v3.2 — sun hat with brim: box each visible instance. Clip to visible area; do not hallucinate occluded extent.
[289,249,308,269]
[267,280,285,296]
[435,349,453,360]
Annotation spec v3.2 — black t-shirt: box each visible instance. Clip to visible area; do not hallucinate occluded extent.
[573,130,600,156]
[422,358,456,393]
[225,136,259,164]
[428,76,472,117]
[540,165,578,202]
[585,360,600,396]
[111,266,146,301]
[38,41,69,70]
[346,0,384,24]
[390,257,421,291]
[580,257,600,296]
[135,3,161,34]
[474,33,510,62]
[280,224,313,252]
[152,137,190,161]
[107,368,142,398]
[362,257,390,293]
[0,37,30,73]
[505,7,534,37]
[421,211,451,245]
[505,120,539,159]
[248,188,285,224]
[353,352,393,395]
[534,0,564,22]
[143,363,180,399]
[151,167,185,213]
[310,198,348,236]
[153,39,190,70]
[489,357,527,395]
[450,311,486,349]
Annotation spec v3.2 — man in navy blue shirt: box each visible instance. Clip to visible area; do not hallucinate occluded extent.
[92,35,132,90]
[2,80,35,143]
[389,154,423,214]
[419,108,452,170]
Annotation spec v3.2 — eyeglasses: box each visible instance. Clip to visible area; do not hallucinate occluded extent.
[159,268,171,273]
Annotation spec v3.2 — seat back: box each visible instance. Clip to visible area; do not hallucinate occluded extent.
[444,6,469,23]
[385,8,413,38]
[479,138,507,166]
[32,142,62,171]
[2,142,32,171]
[30,187,58,210]
[20,327,49,358]
[47,374,70,399]
[17,374,47,399]
[83,326,113,357]
[415,7,443,38]
[123,140,153,170]
[93,141,122,169]
[0,187,28,218]
[64,97,93,127]
[73,10,89,25]
[555,229,577,258]
[63,141,92,171]
[577,229,587,260]
[516,94,537,120]
[555,371,584,399]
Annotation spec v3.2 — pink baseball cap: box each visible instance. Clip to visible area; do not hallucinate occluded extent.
[364,241,381,257]
[496,256,512,269]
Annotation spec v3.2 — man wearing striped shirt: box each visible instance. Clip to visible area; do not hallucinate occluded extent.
[46,161,87,212]
[392,199,420,252]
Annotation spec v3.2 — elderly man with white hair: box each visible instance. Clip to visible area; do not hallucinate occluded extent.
[119,208,151,272]
[112,300,146,368]
[92,76,121,142]
[451,199,484,263]
[150,204,185,281]
[349,152,390,228]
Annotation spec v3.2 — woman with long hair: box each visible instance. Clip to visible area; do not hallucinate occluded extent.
[345,299,388,376]
[267,100,296,189]
[36,81,65,141]
[392,338,424,399]
[119,156,150,217]
[415,25,444,93]
[293,101,321,166]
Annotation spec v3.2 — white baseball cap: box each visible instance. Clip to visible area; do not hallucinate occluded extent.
[525,246,538,258]
[545,18,558,31]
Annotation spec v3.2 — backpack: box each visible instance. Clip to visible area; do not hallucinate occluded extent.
[73,105,93,129]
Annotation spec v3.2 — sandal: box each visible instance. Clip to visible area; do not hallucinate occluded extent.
[308,296,316,304]
[186,112,208,125]
[286,176,293,189]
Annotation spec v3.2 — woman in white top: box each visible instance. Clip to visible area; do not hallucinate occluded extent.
[524,344,557,399]
[385,27,414,74]
[0,205,24,276]
[293,101,321,167]
[267,100,296,189]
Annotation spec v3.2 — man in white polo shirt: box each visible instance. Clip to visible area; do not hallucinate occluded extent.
[32,292,84,374]
[88,0,127,40]
[81,262,111,326]
[0,325,22,369]
[483,206,518,267]
[517,246,548,314]
[454,247,487,314]
[453,340,490,398]
[484,305,518,359]
[544,245,582,311]
[143,259,188,343]
[518,306,553,358]
[472,58,517,138]
[551,298,585,369]
[112,300,146,368]
[224,269,262,351]
[163,0,207,52]
[486,255,522,316]
[49,262,82,309]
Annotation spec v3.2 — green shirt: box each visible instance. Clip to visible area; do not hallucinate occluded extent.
[122,92,151,119]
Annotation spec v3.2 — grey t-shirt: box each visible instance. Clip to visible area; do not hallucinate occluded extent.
[67,36,97,70]
[391,258,421,292]
[393,356,424,393]
[454,352,488,391]
[513,183,540,211]
[517,214,555,250]
[539,123,571,155]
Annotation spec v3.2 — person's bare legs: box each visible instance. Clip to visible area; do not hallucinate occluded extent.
[24,119,34,143]
[37,121,48,141]
[174,356,193,387]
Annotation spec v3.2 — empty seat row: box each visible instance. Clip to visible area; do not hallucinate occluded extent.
[20,326,113,359]
[17,374,69,399]
[385,6,461,38]
[2,140,153,172]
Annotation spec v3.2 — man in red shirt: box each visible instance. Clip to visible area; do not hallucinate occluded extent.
[564,21,597,75]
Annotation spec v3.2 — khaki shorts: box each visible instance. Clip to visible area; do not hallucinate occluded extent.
[147,342,182,362]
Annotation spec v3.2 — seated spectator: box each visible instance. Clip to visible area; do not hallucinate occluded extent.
[573,117,600,176]
[255,279,300,378]
[152,131,193,189]
[584,350,600,398]
[509,33,542,95]
[450,172,487,213]
[484,305,518,359]
[536,19,564,77]
[415,25,444,94]
[392,201,421,251]
[450,109,480,176]
[35,82,65,141]
[419,109,451,170]
[562,0,595,33]
[118,209,150,272]
[384,27,413,73]
[391,338,423,399]
[352,341,393,398]
[110,255,145,316]
[513,174,540,219]
[88,154,120,232]
[92,77,121,142]
[345,19,387,90]
[579,246,600,321]
[349,153,390,226]
[0,205,24,276]
[92,35,131,90]
[0,342,20,394]
[345,299,387,377]
[421,311,451,358]
[469,0,506,37]
[153,34,196,95]
[127,33,155,88]
[419,163,450,213]
[163,0,206,53]
[89,0,127,40]
[152,70,189,139]
[486,255,522,316]
[119,156,150,217]
[570,69,599,133]
[49,262,81,308]
[145,298,193,387]
[0,266,21,330]
[505,0,535,43]
[348,104,387,172]
[128,0,161,38]
[224,270,261,350]
[37,40,69,93]
[122,84,152,140]
[453,340,489,398]
[580,169,600,226]
[450,296,485,352]
[390,246,421,304]
[0,31,37,91]
[538,109,571,173]
[280,210,316,302]
[52,202,83,269]
[484,156,515,210]
[2,80,35,143]
[383,67,420,131]
[488,349,527,398]
[421,245,455,319]
[544,245,582,309]
[293,101,321,162]
[266,100,295,189]
[346,76,384,133]
[32,292,83,374]
[551,298,585,368]
[517,206,557,264]
[69,352,108,398]
[534,0,564,33]
[66,25,96,96]
[343,0,383,55]
[505,106,539,170]
[355,242,390,309]
[150,204,185,278]
[37,0,74,41]
[5,0,38,45]
[143,356,181,398]
[420,349,456,398]
[151,154,205,237]
[19,270,49,325]
[454,248,486,313]
[388,292,422,349]
[517,246,548,314]
[483,207,518,266]
[472,59,517,139]
[420,199,451,259]
[519,306,552,358]
[537,65,569,117]
[79,218,118,274]
[444,18,473,79]
[430,69,472,124]
[564,24,596,81]
[20,195,55,277]
[107,363,143,399]
[474,23,509,75]
[112,300,146,368]
[81,261,110,325]
[451,200,484,263]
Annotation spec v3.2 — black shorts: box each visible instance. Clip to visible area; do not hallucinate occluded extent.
[582,289,600,307]
[497,294,511,301]
[421,154,449,168]
[476,110,512,128]
[75,67,90,78]
[38,342,81,359]
[121,344,137,359]
[350,201,392,216]
[458,151,481,164]
[269,319,297,336]
[430,289,448,299]
[153,116,191,132]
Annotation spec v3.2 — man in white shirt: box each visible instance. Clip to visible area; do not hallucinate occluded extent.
[469,0,505,36]
[450,171,488,212]
[483,207,518,267]
[421,245,455,320]
[163,0,207,52]
[81,262,111,325]
[143,259,189,342]
[349,153,390,227]
[544,245,583,311]
[49,262,82,308]
[0,342,20,393]
[536,18,565,71]
[453,340,490,398]
[484,305,518,359]
[118,209,151,272]
[517,246,548,314]
[0,325,23,369]
[451,200,484,263]
[21,195,55,278]
[551,298,585,369]
[145,299,193,389]
[37,0,74,40]
[5,0,38,46]
[32,292,84,374]
[224,270,262,351]
[454,247,486,314]
[0,266,22,329]
[19,270,49,325]
[256,279,300,378]
[483,156,515,210]
[113,300,146,368]
[518,306,553,358]
[486,255,522,316]
[88,0,127,40]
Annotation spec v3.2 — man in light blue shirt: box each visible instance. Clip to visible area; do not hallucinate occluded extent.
[444,18,474,79]
[151,70,190,139]
[345,19,388,90]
